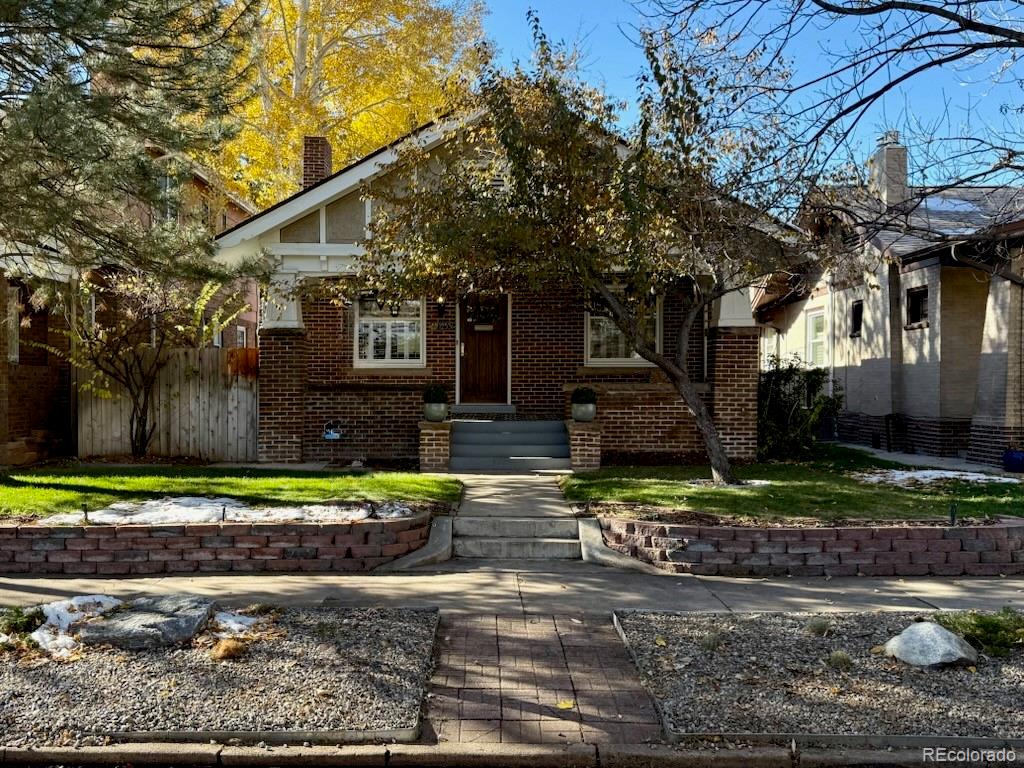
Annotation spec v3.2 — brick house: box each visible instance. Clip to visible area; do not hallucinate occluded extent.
[0,167,255,465]
[757,133,1024,465]
[217,127,761,471]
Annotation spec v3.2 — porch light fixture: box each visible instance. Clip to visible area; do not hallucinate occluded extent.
[390,303,401,317]
[436,297,447,317]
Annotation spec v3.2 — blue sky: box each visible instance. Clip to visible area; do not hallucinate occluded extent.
[480,1,1015,178]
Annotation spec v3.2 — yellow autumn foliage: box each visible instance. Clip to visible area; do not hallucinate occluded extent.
[213,0,482,208]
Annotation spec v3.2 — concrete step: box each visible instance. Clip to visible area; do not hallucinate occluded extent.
[449,456,572,472]
[451,443,571,459]
[453,431,569,446]
[453,537,582,559]
[453,517,579,539]
[452,420,566,434]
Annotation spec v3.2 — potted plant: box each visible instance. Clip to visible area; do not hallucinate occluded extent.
[423,384,449,422]
[1003,445,1024,473]
[571,386,597,422]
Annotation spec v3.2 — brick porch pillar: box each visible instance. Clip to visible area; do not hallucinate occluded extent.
[258,328,307,462]
[419,421,451,472]
[708,326,759,460]
[567,420,601,472]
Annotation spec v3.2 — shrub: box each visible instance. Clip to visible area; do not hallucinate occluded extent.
[934,608,1024,656]
[826,650,853,671]
[758,355,843,460]
[804,616,832,637]
[571,387,597,405]
[423,384,449,404]
[0,606,45,636]
[698,629,726,651]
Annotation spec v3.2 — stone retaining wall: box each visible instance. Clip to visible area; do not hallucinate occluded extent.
[0,512,432,576]
[600,518,1024,577]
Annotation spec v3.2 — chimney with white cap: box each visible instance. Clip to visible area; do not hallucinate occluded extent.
[868,130,908,209]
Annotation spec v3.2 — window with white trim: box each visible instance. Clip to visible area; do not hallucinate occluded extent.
[6,286,19,363]
[585,292,661,366]
[212,325,223,348]
[236,325,247,348]
[355,296,424,367]
[806,310,827,367]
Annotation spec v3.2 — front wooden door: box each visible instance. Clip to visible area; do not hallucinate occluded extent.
[459,294,508,403]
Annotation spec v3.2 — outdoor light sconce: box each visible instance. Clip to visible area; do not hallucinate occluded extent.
[323,419,345,441]
[436,297,447,317]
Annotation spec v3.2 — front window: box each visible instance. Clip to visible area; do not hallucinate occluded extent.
[906,286,928,326]
[585,292,660,366]
[355,296,424,367]
[806,310,827,367]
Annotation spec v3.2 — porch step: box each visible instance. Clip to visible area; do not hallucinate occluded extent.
[449,456,572,472]
[453,517,579,539]
[450,420,570,473]
[453,537,582,559]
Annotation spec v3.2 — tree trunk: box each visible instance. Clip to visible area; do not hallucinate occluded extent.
[128,399,151,459]
[673,372,737,485]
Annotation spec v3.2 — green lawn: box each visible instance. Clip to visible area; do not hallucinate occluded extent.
[561,446,1024,522]
[0,466,463,519]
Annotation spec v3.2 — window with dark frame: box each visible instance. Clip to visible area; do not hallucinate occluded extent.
[850,300,864,337]
[906,287,928,326]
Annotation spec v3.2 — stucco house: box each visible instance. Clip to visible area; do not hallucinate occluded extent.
[757,134,1024,465]
[216,126,762,471]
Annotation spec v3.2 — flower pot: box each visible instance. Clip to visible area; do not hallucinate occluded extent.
[423,403,448,422]
[572,403,596,422]
[1003,448,1024,473]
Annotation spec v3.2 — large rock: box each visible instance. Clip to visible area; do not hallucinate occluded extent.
[77,595,215,651]
[883,621,979,668]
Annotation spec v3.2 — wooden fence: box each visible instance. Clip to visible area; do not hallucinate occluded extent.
[77,348,259,462]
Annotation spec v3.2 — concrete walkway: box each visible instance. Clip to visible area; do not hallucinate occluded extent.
[837,442,1015,475]
[454,473,576,518]
[3,560,1021,614]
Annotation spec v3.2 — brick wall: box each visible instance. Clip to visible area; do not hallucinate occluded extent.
[0,274,8,457]
[256,282,758,466]
[707,328,759,460]
[419,421,451,472]
[567,420,601,471]
[258,329,307,462]
[0,514,432,576]
[603,518,1024,577]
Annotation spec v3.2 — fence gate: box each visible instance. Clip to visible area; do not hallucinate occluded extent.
[77,347,258,462]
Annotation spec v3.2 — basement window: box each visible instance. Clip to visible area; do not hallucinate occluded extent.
[906,287,928,328]
[850,300,863,338]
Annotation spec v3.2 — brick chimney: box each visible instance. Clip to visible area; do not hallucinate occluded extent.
[302,136,332,189]
[868,130,908,209]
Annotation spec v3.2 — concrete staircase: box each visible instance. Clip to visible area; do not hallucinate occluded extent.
[452,474,581,560]
[449,420,571,473]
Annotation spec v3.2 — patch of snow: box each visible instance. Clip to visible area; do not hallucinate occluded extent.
[853,469,1019,487]
[30,595,122,659]
[920,196,981,214]
[0,632,10,645]
[212,611,262,638]
[41,497,413,526]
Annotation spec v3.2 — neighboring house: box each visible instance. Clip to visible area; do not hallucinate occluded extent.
[216,129,762,470]
[756,134,1024,465]
[0,167,255,466]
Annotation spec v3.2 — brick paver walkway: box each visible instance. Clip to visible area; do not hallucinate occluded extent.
[422,614,664,745]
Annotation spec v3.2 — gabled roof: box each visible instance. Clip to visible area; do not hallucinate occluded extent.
[824,184,1024,258]
[215,118,448,248]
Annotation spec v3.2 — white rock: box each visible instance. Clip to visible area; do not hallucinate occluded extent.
[884,621,979,667]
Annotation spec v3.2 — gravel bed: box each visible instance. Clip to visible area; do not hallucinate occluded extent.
[616,611,1023,739]
[1,607,438,747]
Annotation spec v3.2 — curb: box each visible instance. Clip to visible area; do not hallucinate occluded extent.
[579,519,665,574]
[2,742,1014,767]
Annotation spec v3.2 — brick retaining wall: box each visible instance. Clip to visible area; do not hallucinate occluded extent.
[0,513,433,576]
[600,518,1024,577]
